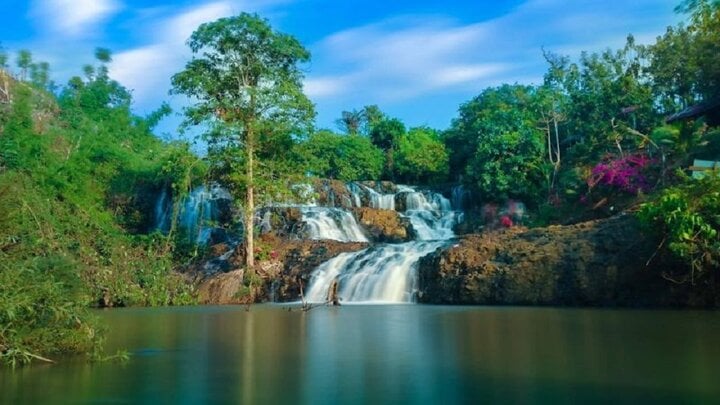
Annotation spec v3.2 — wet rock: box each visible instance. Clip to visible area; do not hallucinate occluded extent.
[351,207,413,243]
[197,269,246,305]
[313,179,356,209]
[419,214,715,307]
[256,207,304,238]
[270,238,368,301]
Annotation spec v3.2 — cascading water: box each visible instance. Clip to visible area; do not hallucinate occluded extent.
[305,185,458,303]
[305,241,446,303]
[300,207,369,242]
[154,184,232,245]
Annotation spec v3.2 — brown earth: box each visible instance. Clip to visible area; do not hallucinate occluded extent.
[418,213,718,307]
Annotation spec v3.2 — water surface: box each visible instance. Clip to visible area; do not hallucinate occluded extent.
[2,305,720,404]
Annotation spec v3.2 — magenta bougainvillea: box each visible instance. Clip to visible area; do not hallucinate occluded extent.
[587,154,652,194]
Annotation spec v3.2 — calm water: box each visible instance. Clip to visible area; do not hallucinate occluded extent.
[2,305,720,404]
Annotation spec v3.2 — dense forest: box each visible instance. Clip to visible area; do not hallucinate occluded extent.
[1,0,719,366]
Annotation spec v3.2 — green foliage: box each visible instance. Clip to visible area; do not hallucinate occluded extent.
[299,130,384,181]
[0,263,101,367]
[172,13,315,268]
[394,127,449,184]
[369,117,405,151]
[544,36,657,162]
[0,50,199,365]
[638,172,720,281]
[336,104,386,135]
[447,84,547,203]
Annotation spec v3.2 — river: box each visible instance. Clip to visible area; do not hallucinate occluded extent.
[2,305,720,404]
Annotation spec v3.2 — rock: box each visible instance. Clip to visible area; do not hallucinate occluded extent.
[351,207,413,243]
[197,269,247,305]
[256,206,304,238]
[419,214,715,307]
[270,239,368,302]
[314,179,356,209]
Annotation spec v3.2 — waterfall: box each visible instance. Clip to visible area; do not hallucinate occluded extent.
[360,183,395,210]
[154,188,171,232]
[300,207,369,242]
[305,184,458,304]
[154,184,232,245]
[451,185,471,210]
[346,182,364,208]
[305,241,447,303]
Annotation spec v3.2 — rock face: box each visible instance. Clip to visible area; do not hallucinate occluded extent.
[195,234,367,304]
[197,270,246,305]
[270,238,368,301]
[258,207,304,238]
[418,214,717,307]
[352,207,413,243]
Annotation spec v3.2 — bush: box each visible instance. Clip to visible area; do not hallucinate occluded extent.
[0,263,101,367]
[638,172,720,282]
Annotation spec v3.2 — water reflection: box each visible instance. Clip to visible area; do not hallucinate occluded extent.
[2,306,720,404]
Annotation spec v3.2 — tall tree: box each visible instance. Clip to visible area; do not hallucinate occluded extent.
[16,50,32,81]
[336,109,364,134]
[369,117,405,180]
[171,13,314,270]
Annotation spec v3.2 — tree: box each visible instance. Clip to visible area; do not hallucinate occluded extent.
[394,127,449,184]
[171,13,314,270]
[369,117,405,179]
[361,104,385,134]
[336,109,364,135]
[0,43,8,69]
[16,50,32,81]
[448,85,547,203]
[0,44,10,104]
[336,104,386,136]
[299,130,384,180]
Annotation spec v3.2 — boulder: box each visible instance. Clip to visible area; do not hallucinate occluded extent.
[352,207,413,243]
[197,269,247,305]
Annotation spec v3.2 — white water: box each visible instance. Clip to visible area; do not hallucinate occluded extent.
[305,185,458,303]
[300,207,369,242]
[305,241,447,303]
[154,184,232,244]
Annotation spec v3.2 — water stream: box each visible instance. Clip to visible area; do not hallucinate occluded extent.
[305,185,458,303]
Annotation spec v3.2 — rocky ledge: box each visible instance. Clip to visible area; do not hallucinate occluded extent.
[196,235,367,305]
[418,214,718,307]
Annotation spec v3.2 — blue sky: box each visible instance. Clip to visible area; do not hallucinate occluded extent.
[0,0,682,138]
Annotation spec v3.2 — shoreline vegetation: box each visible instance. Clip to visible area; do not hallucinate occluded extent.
[1,0,719,365]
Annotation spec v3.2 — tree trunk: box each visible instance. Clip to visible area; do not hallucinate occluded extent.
[245,129,255,271]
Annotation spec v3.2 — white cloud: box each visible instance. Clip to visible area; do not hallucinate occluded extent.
[108,1,237,111]
[306,18,508,102]
[304,0,679,125]
[31,0,121,37]
[162,2,235,43]
[304,77,350,98]
[108,0,294,112]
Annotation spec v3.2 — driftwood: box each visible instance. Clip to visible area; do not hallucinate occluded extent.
[327,279,340,306]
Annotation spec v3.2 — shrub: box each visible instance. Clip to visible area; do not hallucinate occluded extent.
[638,172,720,282]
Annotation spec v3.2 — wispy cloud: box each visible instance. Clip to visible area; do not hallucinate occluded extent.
[31,0,121,38]
[109,2,235,105]
[109,0,291,112]
[305,0,678,128]
[306,17,507,101]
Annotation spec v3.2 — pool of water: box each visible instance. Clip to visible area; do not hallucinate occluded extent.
[2,305,720,404]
